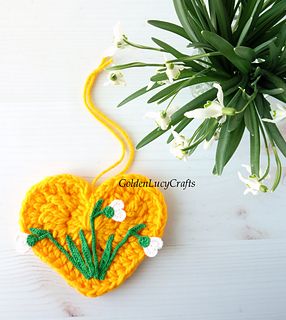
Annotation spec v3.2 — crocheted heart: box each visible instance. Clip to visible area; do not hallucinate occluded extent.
[19,173,167,297]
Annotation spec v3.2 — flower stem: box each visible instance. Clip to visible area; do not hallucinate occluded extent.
[99,224,145,280]
[123,38,165,52]
[256,108,271,182]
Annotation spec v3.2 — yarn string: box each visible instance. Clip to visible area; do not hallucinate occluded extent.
[83,57,135,187]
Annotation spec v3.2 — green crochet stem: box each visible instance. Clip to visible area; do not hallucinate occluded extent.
[90,199,103,279]
[27,199,146,281]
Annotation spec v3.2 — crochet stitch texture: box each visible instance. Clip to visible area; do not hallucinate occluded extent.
[19,173,167,297]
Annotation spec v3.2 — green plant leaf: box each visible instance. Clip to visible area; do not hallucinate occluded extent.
[237,17,253,46]
[148,20,190,40]
[117,83,162,108]
[234,0,263,43]
[187,41,214,50]
[171,51,221,63]
[210,0,232,41]
[214,119,245,175]
[152,37,186,59]
[150,69,196,82]
[256,95,286,157]
[167,118,192,143]
[66,235,87,275]
[79,230,94,278]
[107,62,164,71]
[147,76,213,104]
[136,88,217,149]
[263,119,286,158]
[99,234,115,278]
[234,46,256,62]
[261,70,286,103]
[202,30,250,74]
[183,118,218,151]
[173,0,200,42]
[244,104,260,176]
[225,91,246,132]
[253,1,286,40]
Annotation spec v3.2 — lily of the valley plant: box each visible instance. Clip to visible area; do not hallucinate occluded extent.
[107,1,286,193]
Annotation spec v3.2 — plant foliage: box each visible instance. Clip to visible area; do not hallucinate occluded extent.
[109,0,286,192]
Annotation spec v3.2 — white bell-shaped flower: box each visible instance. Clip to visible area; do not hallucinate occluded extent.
[108,199,126,222]
[143,237,163,257]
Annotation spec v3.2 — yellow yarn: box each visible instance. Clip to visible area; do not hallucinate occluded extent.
[19,57,168,297]
[83,57,135,186]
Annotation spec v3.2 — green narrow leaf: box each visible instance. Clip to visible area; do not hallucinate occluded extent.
[187,41,214,50]
[201,30,250,74]
[150,69,196,82]
[256,95,286,157]
[210,0,232,41]
[253,37,277,54]
[193,0,216,32]
[261,70,286,103]
[237,17,253,46]
[253,1,286,39]
[148,76,213,104]
[136,88,217,149]
[187,0,211,32]
[234,46,256,62]
[147,80,186,104]
[66,235,88,276]
[214,119,245,175]
[244,105,254,135]
[136,76,242,149]
[235,0,263,44]
[244,104,260,176]
[99,234,115,278]
[117,83,161,108]
[184,118,218,151]
[173,0,199,42]
[259,88,285,96]
[79,230,94,278]
[167,118,192,143]
[225,90,246,132]
[136,127,166,149]
[152,37,186,59]
[170,88,217,121]
[148,20,190,40]
[263,120,286,158]
[107,62,163,71]
[171,51,221,63]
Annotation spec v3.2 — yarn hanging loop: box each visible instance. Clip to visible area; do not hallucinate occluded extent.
[83,57,135,187]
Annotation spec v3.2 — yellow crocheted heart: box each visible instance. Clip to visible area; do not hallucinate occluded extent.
[19,173,167,297]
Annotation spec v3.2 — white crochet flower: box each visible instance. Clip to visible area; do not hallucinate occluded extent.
[109,199,126,222]
[15,232,31,254]
[143,237,163,257]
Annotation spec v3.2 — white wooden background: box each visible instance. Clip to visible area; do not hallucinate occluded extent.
[1,0,286,319]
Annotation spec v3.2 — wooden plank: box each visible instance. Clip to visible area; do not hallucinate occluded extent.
[1,240,286,319]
